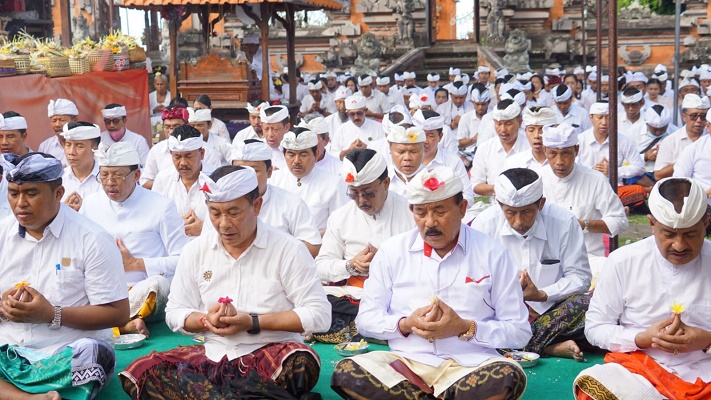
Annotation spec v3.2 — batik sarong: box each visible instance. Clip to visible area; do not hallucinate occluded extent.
[617,184,647,208]
[524,293,591,355]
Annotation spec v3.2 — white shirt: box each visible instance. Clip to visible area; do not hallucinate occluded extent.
[475,113,497,146]
[655,125,707,171]
[0,178,9,219]
[471,203,591,314]
[356,225,532,367]
[269,167,348,232]
[324,113,348,151]
[617,114,647,146]
[356,90,392,115]
[282,82,309,104]
[426,148,475,208]
[386,86,406,108]
[436,100,474,139]
[37,135,68,167]
[471,134,531,189]
[271,147,287,171]
[331,119,385,158]
[100,129,151,166]
[585,237,711,382]
[555,104,591,134]
[203,133,232,167]
[142,140,226,184]
[637,129,674,173]
[316,152,342,176]
[60,162,102,202]
[149,90,172,118]
[315,192,415,284]
[540,164,628,257]
[673,134,711,204]
[577,128,646,185]
[81,186,190,285]
[152,168,212,220]
[534,90,554,107]
[504,150,548,173]
[457,110,485,152]
[299,94,338,116]
[210,117,230,141]
[0,205,127,354]
[165,221,331,362]
[232,126,262,145]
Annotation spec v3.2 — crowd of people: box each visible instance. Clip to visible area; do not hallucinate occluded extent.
[0,59,710,400]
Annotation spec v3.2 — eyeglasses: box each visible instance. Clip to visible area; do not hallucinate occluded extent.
[163,124,182,132]
[96,171,134,183]
[347,111,365,118]
[684,112,707,121]
[103,118,123,125]
[346,188,378,200]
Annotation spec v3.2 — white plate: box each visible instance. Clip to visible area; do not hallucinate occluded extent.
[114,334,146,350]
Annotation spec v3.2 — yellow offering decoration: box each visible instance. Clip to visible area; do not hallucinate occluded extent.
[429,295,438,304]
[344,340,368,351]
[14,280,30,290]
[670,301,685,315]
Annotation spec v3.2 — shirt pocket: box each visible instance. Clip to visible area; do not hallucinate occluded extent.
[451,278,495,318]
[52,269,86,306]
[528,261,562,291]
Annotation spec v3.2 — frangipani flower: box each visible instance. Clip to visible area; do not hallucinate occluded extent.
[670,301,685,315]
[14,280,30,289]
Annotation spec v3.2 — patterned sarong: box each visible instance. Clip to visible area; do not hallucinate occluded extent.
[0,338,115,400]
[524,293,591,355]
[617,184,647,208]
[120,342,320,400]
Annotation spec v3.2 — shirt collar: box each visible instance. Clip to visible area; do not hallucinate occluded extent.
[409,224,469,257]
[210,219,268,253]
[499,211,547,241]
[18,204,66,240]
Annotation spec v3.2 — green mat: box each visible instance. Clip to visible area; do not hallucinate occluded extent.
[99,322,603,399]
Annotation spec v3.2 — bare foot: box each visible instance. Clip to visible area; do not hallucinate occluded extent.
[543,340,584,361]
[624,206,630,216]
[120,318,151,339]
[29,391,61,400]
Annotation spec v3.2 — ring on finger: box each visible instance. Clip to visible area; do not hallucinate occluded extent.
[673,349,678,355]
[428,337,434,343]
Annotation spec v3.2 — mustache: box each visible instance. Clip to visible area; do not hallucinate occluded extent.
[425,228,443,236]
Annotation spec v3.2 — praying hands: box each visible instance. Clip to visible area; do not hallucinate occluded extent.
[1,287,55,325]
[400,299,472,342]
[635,314,711,354]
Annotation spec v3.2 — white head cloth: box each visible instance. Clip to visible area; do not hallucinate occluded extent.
[589,101,609,115]
[600,74,610,82]
[692,66,700,76]
[101,106,127,118]
[200,167,258,203]
[648,177,708,229]
[409,93,436,109]
[621,89,644,104]
[471,86,491,102]
[358,75,373,86]
[376,76,391,85]
[654,64,667,73]
[478,65,491,73]
[679,78,700,90]
[492,101,522,121]
[334,86,353,100]
[307,80,323,91]
[455,74,470,85]
[449,67,461,75]
[542,123,578,148]
[260,105,289,123]
[496,68,509,79]
[588,72,598,81]
[61,123,100,140]
[0,115,27,130]
[402,87,418,97]
[523,107,558,126]
[387,125,425,144]
[501,89,526,107]
[654,70,669,82]
[281,130,318,150]
[345,95,367,110]
[406,166,464,205]
[573,66,585,75]
[626,71,648,83]
[48,99,78,117]
[246,101,269,115]
[681,93,710,109]
[383,105,414,135]
[94,142,141,166]
[242,33,259,44]
[427,73,440,82]
[495,172,543,207]
[342,151,388,187]
[168,134,204,152]
[394,73,404,81]
[448,82,468,96]
[586,65,597,73]
[553,85,573,102]
[303,117,329,135]
[230,140,272,162]
[699,70,711,81]
[403,71,416,80]
[323,71,337,78]
[188,108,212,123]
[645,106,672,128]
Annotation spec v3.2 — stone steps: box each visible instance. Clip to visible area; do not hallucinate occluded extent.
[415,40,479,84]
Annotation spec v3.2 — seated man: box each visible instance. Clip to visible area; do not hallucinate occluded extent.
[99,103,150,165]
[188,108,231,167]
[0,112,30,156]
[260,105,291,171]
[61,122,102,212]
[233,100,269,144]
[141,106,189,188]
[39,99,79,166]
[472,168,592,360]
[574,177,711,400]
[314,149,414,342]
[0,154,13,218]
[385,125,426,197]
[330,95,385,160]
[152,125,215,237]
[229,139,322,257]
[505,106,559,172]
[0,153,128,399]
[82,143,190,338]
[120,166,331,399]
[332,166,531,400]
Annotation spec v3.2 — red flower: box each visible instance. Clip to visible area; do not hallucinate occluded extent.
[199,183,211,193]
[423,177,445,191]
[218,296,233,304]
[345,173,355,183]
[420,95,427,102]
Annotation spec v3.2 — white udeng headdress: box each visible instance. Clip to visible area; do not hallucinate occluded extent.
[648,177,708,229]
[542,123,578,148]
[0,115,27,130]
[342,151,388,187]
[101,106,127,118]
[260,105,289,123]
[199,167,258,203]
[61,123,101,140]
[406,166,463,205]
[168,135,204,152]
[280,130,318,150]
[94,142,141,166]
[495,172,543,207]
[492,101,521,121]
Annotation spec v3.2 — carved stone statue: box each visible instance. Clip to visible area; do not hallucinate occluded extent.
[620,0,652,20]
[486,0,506,46]
[354,33,382,72]
[72,12,90,42]
[620,45,652,66]
[394,0,415,44]
[503,29,530,73]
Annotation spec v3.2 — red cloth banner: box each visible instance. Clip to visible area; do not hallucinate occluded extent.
[0,69,152,150]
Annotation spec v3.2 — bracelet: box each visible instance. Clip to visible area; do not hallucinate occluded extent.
[345,260,359,276]
[200,315,208,330]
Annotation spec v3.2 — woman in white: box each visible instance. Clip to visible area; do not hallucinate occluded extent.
[193,94,231,141]
[149,73,172,125]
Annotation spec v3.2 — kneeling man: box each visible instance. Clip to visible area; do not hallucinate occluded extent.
[120,166,331,399]
[332,166,531,400]
[574,177,711,400]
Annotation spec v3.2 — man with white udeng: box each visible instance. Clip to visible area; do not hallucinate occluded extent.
[99,103,150,165]
[574,177,711,400]
[330,95,385,160]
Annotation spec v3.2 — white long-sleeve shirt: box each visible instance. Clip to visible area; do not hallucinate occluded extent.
[152,168,214,220]
[141,140,226,184]
[330,119,385,158]
[471,134,531,189]
[555,104,591,134]
[617,115,647,146]
[504,150,548,173]
[356,225,532,367]
[457,110,485,153]
[540,164,628,257]
[0,178,9,219]
[585,237,711,382]
[426,148,475,208]
[100,129,151,166]
[37,135,67,167]
[269,167,348,232]
[81,186,190,285]
[165,221,331,362]
[0,205,128,354]
[674,134,711,205]
[655,125,707,172]
[471,203,591,314]
[436,100,475,140]
[315,192,414,284]
[577,128,646,186]
[232,126,262,144]
[356,90,392,115]
[60,162,102,203]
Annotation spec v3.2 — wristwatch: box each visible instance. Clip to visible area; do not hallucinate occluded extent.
[458,320,477,342]
[48,306,62,330]
[247,313,260,334]
[582,220,590,233]
[345,259,359,276]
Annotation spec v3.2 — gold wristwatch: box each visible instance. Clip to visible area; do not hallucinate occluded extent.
[458,320,476,342]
